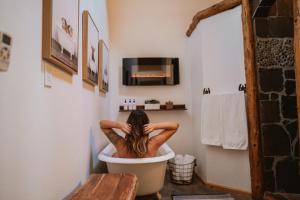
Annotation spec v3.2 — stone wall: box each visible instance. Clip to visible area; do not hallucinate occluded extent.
[252,0,300,193]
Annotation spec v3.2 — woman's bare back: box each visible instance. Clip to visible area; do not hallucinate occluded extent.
[100,120,179,158]
[112,135,168,158]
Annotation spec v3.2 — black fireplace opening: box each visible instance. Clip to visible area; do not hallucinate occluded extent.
[122,57,180,86]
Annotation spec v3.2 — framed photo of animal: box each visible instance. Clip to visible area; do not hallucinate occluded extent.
[42,0,79,74]
[98,40,109,93]
[82,11,99,86]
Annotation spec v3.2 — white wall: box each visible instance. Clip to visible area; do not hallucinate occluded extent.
[0,0,110,199]
[189,6,251,192]
[200,6,246,94]
[107,0,220,155]
[189,23,208,181]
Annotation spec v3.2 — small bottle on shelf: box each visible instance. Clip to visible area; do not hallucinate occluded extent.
[123,99,128,110]
[128,99,132,110]
[132,99,136,110]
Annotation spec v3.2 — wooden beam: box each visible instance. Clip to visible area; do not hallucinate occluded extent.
[293,0,300,175]
[186,0,242,37]
[241,0,264,200]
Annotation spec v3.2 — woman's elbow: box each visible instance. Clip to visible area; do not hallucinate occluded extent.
[99,120,105,128]
[174,122,179,130]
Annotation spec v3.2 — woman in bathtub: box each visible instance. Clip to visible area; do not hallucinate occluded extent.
[100,110,179,158]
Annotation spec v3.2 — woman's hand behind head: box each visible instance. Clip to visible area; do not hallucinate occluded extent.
[120,123,131,134]
[144,123,156,134]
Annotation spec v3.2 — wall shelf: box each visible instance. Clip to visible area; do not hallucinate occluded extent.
[119,104,187,112]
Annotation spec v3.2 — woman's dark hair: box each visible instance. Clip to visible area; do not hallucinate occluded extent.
[125,110,150,157]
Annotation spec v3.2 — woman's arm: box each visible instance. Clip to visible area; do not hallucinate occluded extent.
[144,122,179,134]
[146,122,179,148]
[99,120,130,146]
[100,120,131,133]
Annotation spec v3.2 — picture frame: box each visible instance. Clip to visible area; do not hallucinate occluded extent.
[82,10,99,86]
[42,0,79,74]
[98,40,109,93]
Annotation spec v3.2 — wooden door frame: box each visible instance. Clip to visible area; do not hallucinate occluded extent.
[293,0,300,176]
[241,0,264,199]
[186,0,264,199]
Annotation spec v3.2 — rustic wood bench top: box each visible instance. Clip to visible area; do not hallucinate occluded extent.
[68,173,138,200]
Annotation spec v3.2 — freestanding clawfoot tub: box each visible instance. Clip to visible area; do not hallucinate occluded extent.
[98,143,175,196]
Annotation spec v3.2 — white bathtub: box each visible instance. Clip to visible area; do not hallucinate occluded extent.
[98,143,175,196]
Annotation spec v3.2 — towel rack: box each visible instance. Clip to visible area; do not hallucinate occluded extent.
[203,84,246,95]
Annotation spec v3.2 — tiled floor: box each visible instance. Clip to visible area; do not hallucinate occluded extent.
[136,171,252,200]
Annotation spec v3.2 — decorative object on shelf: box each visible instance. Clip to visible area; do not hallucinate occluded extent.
[42,0,79,74]
[0,32,12,71]
[119,104,186,112]
[144,99,160,110]
[165,101,174,110]
[98,40,109,93]
[82,10,99,86]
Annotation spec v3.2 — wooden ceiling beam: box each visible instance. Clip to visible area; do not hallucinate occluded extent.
[186,0,242,37]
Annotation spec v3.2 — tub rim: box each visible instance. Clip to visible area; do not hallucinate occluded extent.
[98,143,175,164]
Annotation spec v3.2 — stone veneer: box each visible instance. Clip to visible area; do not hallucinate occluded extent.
[253,0,300,194]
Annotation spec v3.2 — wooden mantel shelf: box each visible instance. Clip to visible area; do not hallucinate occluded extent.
[119,104,187,112]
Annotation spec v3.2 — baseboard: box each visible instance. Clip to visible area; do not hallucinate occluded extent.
[194,173,252,198]
[62,181,82,200]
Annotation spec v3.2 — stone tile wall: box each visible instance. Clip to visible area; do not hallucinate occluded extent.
[253,0,300,193]
[253,0,293,37]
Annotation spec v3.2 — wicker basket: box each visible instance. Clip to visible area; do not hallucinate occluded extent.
[168,159,196,185]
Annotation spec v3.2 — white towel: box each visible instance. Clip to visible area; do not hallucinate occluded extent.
[172,155,183,180]
[182,154,195,180]
[221,93,248,150]
[201,95,223,146]
[172,154,195,181]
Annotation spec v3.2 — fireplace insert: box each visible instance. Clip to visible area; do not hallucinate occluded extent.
[122,57,179,86]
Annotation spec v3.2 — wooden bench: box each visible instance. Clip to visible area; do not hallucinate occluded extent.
[68,173,138,200]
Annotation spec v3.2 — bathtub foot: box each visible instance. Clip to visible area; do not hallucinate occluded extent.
[156,192,162,200]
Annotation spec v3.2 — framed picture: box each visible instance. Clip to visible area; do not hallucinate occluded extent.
[98,40,109,93]
[42,0,79,74]
[82,11,99,86]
